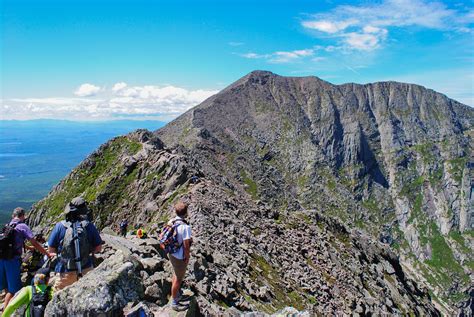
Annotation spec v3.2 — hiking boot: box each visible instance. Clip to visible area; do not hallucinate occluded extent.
[171,302,189,311]
[176,290,191,302]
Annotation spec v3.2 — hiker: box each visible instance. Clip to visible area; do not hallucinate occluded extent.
[136,228,147,239]
[0,208,54,308]
[47,197,103,290]
[160,202,192,311]
[190,175,199,184]
[119,219,128,237]
[2,267,53,317]
[22,233,48,273]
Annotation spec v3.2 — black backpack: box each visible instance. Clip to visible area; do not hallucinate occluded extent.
[0,223,18,259]
[28,285,51,317]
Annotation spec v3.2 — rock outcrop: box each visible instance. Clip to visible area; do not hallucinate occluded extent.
[29,71,473,314]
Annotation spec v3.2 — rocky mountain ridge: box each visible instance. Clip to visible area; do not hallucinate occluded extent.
[28,71,473,315]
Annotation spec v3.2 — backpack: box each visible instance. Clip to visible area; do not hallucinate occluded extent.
[60,220,90,271]
[28,285,51,317]
[158,219,186,255]
[0,223,18,259]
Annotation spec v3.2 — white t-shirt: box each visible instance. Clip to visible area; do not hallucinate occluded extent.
[169,216,192,260]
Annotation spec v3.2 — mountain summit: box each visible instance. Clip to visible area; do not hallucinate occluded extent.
[30,71,473,315]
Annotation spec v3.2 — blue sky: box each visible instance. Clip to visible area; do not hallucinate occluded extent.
[1,0,473,120]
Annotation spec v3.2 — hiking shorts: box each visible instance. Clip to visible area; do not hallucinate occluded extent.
[53,266,93,291]
[0,257,22,293]
[168,254,188,282]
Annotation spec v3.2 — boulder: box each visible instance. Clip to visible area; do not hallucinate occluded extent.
[45,251,144,316]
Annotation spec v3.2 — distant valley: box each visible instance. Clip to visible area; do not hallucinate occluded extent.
[0,119,165,224]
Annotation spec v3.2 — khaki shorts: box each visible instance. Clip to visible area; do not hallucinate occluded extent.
[53,266,93,291]
[168,254,188,282]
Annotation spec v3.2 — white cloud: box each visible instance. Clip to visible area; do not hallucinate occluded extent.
[302,0,473,51]
[2,84,219,121]
[302,19,356,34]
[240,53,270,59]
[345,30,387,51]
[228,41,244,46]
[240,49,317,64]
[112,82,127,92]
[74,83,101,97]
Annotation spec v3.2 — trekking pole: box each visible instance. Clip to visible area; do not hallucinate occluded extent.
[72,221,83,278]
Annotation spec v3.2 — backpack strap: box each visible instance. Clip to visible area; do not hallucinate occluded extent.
[29,285,35,317]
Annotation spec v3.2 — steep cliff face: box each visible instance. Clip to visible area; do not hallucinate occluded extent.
[29,71,472,314]
[156,71,473,311]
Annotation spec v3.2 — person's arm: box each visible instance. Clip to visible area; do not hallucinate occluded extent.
[29,238,55,258]
[87,224,103,254]
[183,239,192,265]
[2,286,30,317]
[93,244,102,254]
[182,225,192,264]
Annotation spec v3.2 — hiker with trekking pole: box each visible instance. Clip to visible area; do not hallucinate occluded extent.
[46,197,103,290]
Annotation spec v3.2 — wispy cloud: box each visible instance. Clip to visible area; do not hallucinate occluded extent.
[74,83,101,97]
[302,0,473,51]
[2,84,219,121]
[228,41,244,46]
[239,48,322,64]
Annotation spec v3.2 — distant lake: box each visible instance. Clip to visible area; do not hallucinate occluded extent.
[0,120,166,225]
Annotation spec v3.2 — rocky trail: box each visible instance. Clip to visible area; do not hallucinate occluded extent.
[40,179,439,316]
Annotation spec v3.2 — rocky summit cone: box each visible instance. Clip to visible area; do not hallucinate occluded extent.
[29,71,473,316]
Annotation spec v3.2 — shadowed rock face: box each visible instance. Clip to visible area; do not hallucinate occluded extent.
[29,71,472,314]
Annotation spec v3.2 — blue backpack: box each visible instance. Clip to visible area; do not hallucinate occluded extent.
[158,219,185,254]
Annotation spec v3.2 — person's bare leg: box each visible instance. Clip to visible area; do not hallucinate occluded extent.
[4,292,13,308]
[171,275,181,301]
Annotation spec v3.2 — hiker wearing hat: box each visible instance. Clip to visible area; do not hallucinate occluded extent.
[2,267,53,317]
[0,208,54,308]
[47,197,103,290]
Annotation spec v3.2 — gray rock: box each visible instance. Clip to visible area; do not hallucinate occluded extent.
[45,251,144,316]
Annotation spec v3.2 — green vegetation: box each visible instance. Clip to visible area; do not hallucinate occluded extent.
[294,212,312,225]
[252,228,261,236]
[34,136,142,225]
[145,163,168,182]
[428,166,444,186]
[249,255,306,312]
[449,230,470,254]
[391,225,409,250]
[307,295,317,305]
[411,142,435,164]
[162,183,189,210]
[425,223,466,278]
[240,170,258,200]
[447,157,467,183]
[254,101,270,113]
[399,176,424,197]
[407,193,423,224]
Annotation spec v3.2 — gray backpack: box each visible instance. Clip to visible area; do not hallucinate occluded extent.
[60,220,91,270]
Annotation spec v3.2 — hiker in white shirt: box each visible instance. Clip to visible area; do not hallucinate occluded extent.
[168,202,192,311]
